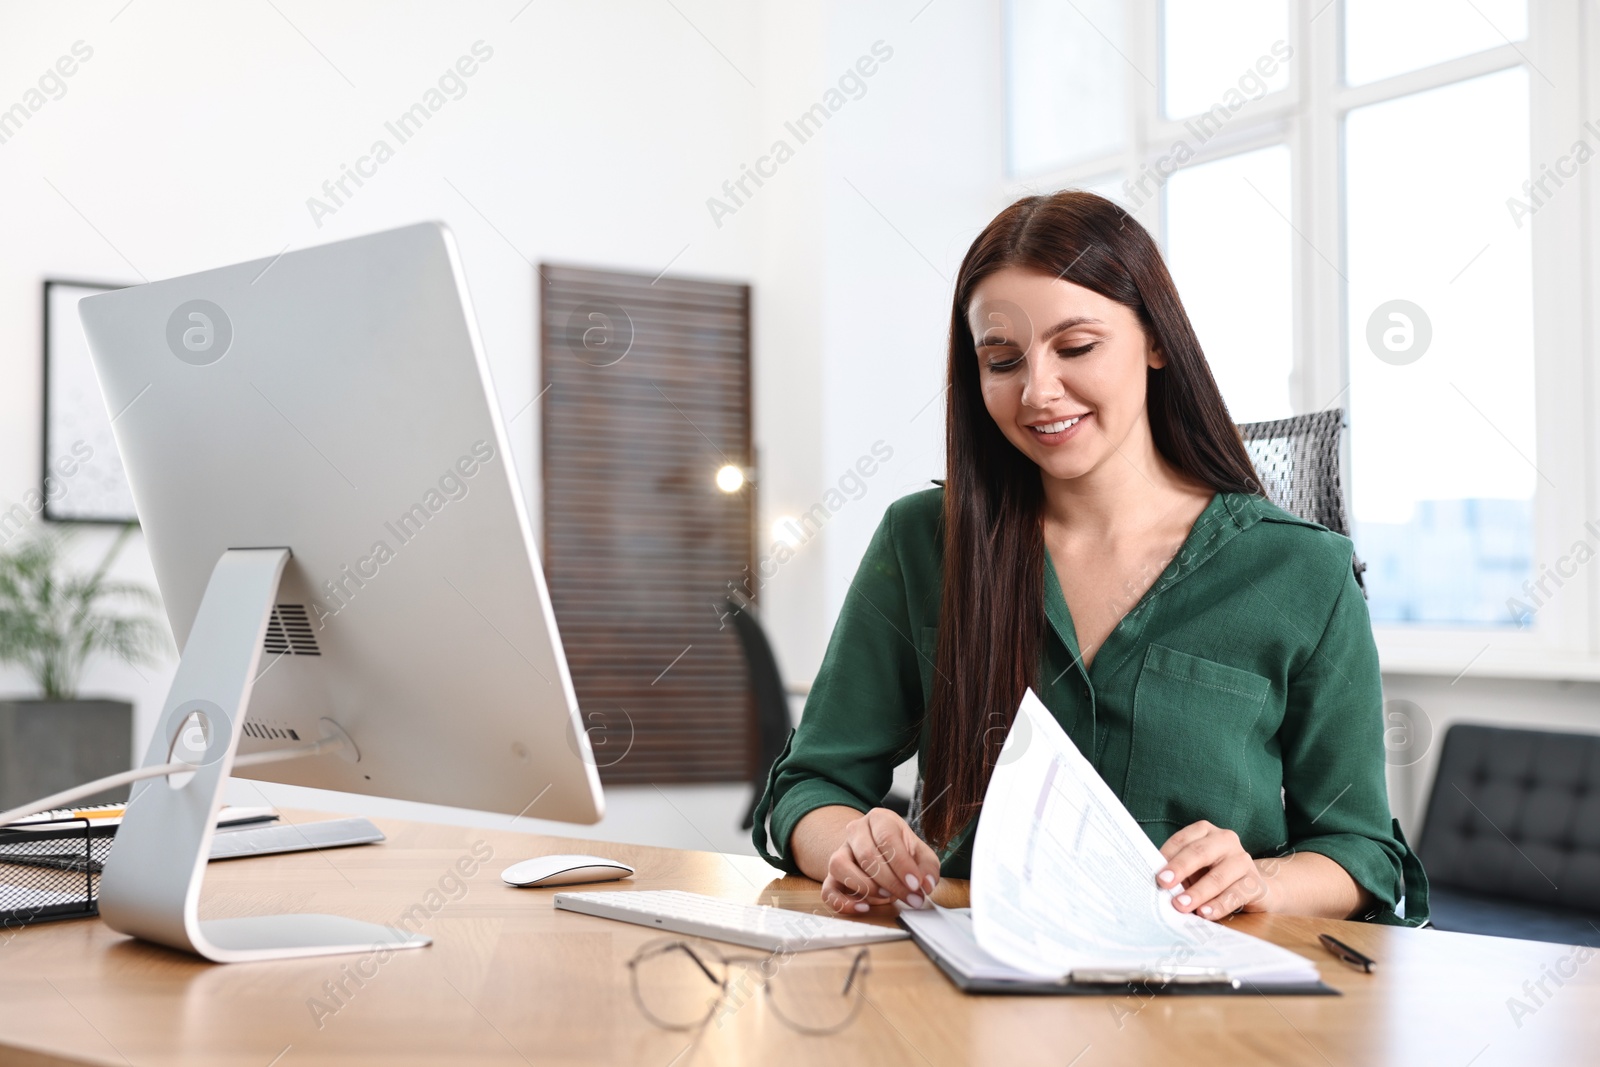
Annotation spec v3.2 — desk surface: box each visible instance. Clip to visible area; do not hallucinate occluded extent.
[1,811,1595,1066]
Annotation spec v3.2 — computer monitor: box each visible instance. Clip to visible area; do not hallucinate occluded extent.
[76,222,604,962]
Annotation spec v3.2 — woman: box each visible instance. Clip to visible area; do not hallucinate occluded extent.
[751,190,1429,927]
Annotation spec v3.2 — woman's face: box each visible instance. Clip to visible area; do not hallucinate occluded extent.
[967,265,1164,484]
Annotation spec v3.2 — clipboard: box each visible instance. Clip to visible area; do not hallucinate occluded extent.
[898,912,1340,997]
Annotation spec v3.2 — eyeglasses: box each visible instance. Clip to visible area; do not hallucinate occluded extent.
[626,937,871,1036]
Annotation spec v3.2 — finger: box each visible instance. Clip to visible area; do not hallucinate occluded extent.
[838,844,902,908]
[848,813,923,904]
[1194,873,1263,920]
[1157,820,1215,862]
[820,875,894,915]
[825,876,902,908]
[821,872,893,911]
[1157,828,1238,890]
[870,810,940,899]
[1172,853,1256,915]
[904,821,943,894]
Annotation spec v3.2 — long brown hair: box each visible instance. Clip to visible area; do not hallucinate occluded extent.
[919,190,1264,853]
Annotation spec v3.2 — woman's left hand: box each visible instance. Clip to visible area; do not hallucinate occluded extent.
[1155,820,1276,921]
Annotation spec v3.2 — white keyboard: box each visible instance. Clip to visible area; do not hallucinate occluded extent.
[553,889,910,952]
[209,817,384,860]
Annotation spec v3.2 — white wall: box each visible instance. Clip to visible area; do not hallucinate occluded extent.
[1382,673,1600,841]
[0,0,1004,855]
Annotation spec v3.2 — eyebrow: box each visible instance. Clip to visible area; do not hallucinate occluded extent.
[975,315,1105,345]
[1041,315,1104,340]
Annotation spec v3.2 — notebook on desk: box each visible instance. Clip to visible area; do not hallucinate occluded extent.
[902,689,1337,997]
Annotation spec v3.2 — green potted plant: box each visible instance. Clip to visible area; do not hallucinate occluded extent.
[0,525,168,809]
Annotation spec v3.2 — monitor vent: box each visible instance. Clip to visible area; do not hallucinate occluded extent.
[264,604,321,656]
[243,719,301,742]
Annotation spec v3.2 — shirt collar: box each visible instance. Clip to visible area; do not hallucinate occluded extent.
[1041,491,1262,663]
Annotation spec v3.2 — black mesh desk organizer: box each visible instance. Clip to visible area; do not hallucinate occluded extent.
[0,817,111,929]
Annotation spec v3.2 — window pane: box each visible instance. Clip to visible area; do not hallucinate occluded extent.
[1346,68,1533,625]
[1164,145,1294,424]
[1161,0,1290,119]
[1344,0,1527,86]
[1006,0,1127,175]
[1076,172,1129,208]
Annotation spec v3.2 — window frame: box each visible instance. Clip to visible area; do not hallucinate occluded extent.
[1000,0,1595,681]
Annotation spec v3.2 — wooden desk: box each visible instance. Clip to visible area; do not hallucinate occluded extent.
[2,811,1596,1066]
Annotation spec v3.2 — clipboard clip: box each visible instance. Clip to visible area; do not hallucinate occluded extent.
[1066,967,1242,988]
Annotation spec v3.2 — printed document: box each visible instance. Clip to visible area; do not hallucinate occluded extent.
[923,688,1319,984]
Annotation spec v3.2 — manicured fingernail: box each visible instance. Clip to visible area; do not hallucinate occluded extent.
[905,873,920,891]
[1158,870,1175,884]
[1178,894,1192,907]
[924,875,937,893]
[853,902,870,913]
[907,893,924,908]
[1200,905,1213,916]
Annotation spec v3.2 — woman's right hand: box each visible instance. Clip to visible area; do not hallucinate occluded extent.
[819,807,941,914]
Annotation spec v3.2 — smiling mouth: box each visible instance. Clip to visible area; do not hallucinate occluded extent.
[1029,414,1089,434]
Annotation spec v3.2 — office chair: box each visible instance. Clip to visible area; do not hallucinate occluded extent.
[1236,409,1368,595]
[727,597,911,831]
[1416,723,1600,946]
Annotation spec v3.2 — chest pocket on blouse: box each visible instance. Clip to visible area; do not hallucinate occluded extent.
[1122,644,1272,834]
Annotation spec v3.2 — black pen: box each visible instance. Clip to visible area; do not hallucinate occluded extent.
[1319,933,1376,973]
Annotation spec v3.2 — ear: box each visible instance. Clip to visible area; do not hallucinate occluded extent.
[1147,342,1167,370]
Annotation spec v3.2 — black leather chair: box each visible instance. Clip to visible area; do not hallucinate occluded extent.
[1417,723,1600,945]
[727,597,910,830]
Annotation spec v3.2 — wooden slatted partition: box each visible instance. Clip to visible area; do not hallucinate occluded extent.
[539,264,754,784]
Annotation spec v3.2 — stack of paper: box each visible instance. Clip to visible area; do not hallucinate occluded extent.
[901,689,1322,990]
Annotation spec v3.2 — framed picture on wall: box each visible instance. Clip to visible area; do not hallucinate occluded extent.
[42,279,137,524]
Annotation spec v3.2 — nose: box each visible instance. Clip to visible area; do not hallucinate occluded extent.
[1019,348,1064,409]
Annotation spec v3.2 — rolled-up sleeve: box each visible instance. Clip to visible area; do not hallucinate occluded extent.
[1277,555,1430,925]
[751,503,927,875]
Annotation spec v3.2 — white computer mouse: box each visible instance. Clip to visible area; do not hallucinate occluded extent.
[501,853,635,888]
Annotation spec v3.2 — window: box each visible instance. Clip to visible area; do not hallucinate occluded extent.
[1343,0,1527,86]
[1003,1,1589,672]
[1162,0,1290,118]
[1165,145,1295,424]
[1004,0,1127,176]
[1345,67,1535,626]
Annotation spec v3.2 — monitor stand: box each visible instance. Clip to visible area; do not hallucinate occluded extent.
[96,548,431,962]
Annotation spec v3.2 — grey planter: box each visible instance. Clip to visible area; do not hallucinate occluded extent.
[0,699,134,810]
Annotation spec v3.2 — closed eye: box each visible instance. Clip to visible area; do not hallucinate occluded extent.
[984,343,1096,372]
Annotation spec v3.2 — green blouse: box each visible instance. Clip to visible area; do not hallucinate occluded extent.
[751,486,1430,927]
